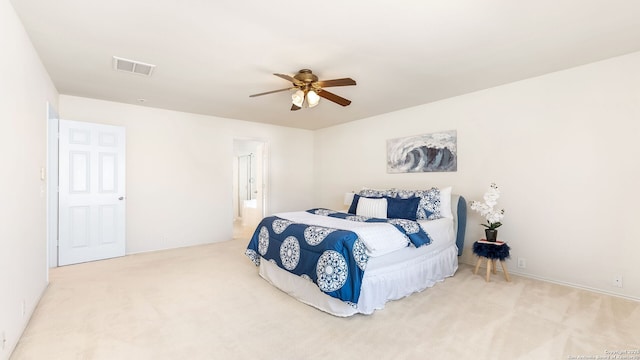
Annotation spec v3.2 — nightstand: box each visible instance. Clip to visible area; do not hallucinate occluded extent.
[472,240,511,282]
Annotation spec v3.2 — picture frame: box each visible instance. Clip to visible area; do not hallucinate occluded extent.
[387,130,457,173]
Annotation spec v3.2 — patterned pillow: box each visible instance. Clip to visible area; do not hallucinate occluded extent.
[358,188,398,198]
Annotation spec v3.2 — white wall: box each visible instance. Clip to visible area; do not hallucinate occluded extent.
[59,96,315,254]
[0,0,59,358]
[314,51,640,300]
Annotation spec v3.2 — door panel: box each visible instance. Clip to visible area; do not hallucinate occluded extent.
[70,206,90,247]
[99,153,117,192]
[59,120,126,266]
[98,205,117,244]
[70,151,90,193]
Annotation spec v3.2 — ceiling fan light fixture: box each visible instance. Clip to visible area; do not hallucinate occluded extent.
[307,90,320,107]
[292,89,305,107]
[251,69,356,110]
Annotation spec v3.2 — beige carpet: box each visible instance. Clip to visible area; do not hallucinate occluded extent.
[11,239,640,360]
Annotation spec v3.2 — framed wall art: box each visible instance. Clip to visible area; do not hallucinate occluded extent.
[387,130,457,173]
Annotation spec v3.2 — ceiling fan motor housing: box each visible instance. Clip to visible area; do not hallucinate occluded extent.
[294,69,318,84]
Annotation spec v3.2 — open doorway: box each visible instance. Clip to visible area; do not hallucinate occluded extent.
[232,139,268,240]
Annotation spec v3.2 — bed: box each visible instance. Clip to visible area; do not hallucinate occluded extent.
[245,187,467,317]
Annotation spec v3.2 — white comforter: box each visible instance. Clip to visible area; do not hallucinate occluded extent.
[274,211,410,257]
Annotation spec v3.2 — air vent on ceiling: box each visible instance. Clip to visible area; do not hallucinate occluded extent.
[112,56,156,76]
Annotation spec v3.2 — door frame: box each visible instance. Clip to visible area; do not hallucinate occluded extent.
[232,138,269,222]
[46,102,59,269]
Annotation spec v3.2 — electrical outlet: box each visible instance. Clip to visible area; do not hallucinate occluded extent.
[613,275,623,288]
[517,257,526,268]
[2,331,6,350]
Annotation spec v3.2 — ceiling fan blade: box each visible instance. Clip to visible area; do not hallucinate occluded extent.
[249,88,293,97]
[274,73,304,86]
[291,104,302,111]
[316,78,357,88]
[317,90,352,106]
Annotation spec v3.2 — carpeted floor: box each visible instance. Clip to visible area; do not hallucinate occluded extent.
[11,239,640,360]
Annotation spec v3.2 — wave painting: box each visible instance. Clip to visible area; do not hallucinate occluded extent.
[387,130,457,173]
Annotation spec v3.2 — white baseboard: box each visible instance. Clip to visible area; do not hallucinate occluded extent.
[461,259,639,302]
[126,239,229,256]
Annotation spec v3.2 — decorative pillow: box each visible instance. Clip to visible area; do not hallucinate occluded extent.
[347,194,361,214]
[396,188,440,220]
[356,197,388,218]
[439,186,453,219]
[386,196,420,221]
[358,188,398,198]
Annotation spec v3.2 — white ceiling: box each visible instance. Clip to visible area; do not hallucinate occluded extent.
[10,0,640,130]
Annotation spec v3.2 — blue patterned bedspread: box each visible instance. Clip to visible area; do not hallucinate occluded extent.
[245,216,368,304]
[307,208,432,247]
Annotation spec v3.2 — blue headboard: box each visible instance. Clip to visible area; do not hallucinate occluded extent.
[451,195,467,256]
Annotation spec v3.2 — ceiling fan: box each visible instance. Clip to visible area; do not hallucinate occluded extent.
[249,69,356,111]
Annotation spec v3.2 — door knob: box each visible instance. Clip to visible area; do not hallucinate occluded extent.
[118,196,125,200]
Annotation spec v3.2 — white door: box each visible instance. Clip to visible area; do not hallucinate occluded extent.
[58,120,126,266]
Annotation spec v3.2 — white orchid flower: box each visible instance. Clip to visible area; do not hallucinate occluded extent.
[471,183,505,230]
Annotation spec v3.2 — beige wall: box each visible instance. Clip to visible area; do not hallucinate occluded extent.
[314,51,640,300]
[59,96,315,254]
[0,0,59,358]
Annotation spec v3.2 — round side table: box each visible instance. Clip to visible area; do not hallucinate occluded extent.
[472,240,511,282]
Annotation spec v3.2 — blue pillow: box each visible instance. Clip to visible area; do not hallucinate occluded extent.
[348,194,360,214]
[386,196,421,221]
[396,188,440,220]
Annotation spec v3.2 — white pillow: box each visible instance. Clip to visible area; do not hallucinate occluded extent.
[439,186,453,219]
[356,197,388,218]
